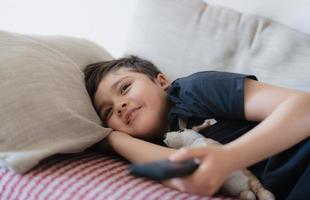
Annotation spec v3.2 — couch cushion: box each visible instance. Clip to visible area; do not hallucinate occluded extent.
[125,0,310,91]
[203,0,310,35]
[0,30,112,173]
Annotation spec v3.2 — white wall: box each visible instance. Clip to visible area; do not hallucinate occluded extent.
[0,0,138,58]
[1,0,309,58]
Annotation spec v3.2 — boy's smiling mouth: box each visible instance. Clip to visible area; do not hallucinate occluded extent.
[126,106,142,124]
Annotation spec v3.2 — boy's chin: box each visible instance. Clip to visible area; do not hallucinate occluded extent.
[131,115,168,142]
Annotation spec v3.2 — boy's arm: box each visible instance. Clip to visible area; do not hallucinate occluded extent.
[105,130,176,164]
[98,131,180,189]
[225,79,310,170]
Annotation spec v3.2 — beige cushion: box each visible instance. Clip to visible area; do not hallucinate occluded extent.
[125,0,310,91]
[0,30,112,173]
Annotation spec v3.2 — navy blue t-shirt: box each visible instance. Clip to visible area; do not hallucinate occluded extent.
[166,71,309,199]
[167,71,258,143]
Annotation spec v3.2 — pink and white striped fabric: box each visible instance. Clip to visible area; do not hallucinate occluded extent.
[0,151,233,200]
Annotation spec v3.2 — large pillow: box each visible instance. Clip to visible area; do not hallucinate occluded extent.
[125,0,310,92]
[203,0,310,35]
[0,30,112,173]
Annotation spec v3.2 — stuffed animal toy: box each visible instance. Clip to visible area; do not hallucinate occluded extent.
[163,118,275,200]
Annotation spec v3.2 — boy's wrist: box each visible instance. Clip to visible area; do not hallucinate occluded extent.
[222,144,242,172]
[106,131,133,150]
[107,131,130,142]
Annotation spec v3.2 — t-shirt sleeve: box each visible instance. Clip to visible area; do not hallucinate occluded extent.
[167,71,257,120]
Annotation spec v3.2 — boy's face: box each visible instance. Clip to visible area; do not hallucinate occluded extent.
[94,68,170,140]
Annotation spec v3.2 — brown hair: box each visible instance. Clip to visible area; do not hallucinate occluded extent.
[83,55,162,106]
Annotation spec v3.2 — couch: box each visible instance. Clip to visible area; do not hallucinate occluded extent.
[1,0,309,199]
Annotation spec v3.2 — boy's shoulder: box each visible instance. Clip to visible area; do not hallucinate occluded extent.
[169,70,257,89]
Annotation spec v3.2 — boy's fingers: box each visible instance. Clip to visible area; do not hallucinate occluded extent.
[169,147,206,161]
[169,178,187,192]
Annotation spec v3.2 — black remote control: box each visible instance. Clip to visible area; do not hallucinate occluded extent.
[128,158,200,181]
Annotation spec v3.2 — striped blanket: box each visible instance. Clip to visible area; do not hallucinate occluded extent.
[0,151,233,200]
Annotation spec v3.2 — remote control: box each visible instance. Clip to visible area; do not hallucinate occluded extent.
[128,158,200,181]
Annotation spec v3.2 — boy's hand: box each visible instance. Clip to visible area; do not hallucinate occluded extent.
[166,145,235,196]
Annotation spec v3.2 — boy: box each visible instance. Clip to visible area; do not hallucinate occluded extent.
[84,56,309,199]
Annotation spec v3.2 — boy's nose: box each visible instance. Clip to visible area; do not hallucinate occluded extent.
[117,103,127,116]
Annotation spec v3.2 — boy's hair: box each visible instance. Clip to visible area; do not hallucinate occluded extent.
[83,55,162,105]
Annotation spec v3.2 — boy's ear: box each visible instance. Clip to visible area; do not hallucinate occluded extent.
[155,73,170,91]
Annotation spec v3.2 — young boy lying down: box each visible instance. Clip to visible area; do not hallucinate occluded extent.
[83,56,309,199]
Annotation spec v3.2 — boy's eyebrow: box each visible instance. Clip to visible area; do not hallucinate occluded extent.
[110,76,129,92]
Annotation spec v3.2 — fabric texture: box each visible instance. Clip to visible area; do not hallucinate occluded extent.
[0,151,234,200]
[0,30,112,173]
[202,0,310,35]
[167,71,258,144]
[125,0,310,92]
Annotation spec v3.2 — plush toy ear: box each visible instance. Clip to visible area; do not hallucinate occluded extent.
[164,129,207,149]
[163,131,185,148]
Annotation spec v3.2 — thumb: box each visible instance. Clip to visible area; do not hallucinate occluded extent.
[169,147,206,161]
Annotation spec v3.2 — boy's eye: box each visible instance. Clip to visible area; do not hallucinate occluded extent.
[120,83,130,94]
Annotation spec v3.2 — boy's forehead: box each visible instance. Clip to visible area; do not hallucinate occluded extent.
[103,68,139,85]
[107,67,131,77]
[104,68,146,80]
